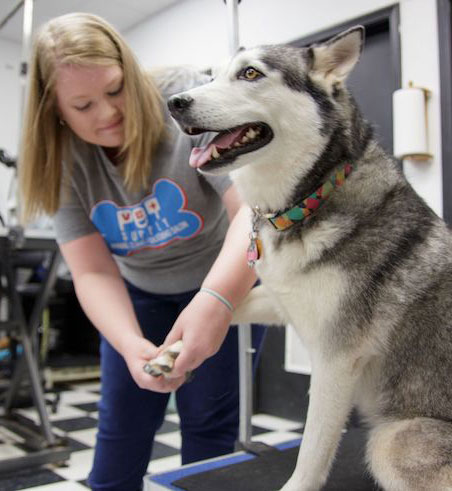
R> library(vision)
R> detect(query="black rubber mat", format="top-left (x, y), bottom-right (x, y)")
top-left (173, 428), bottom-right (381, 491)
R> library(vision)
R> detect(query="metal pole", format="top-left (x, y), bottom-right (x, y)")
top-left (238, 323), bottom-right (254, 447)
top-left (223, 0), bottom-right (254, 448)
top-left (225, 0), bottom-right (240, 55)
top-left (6, 0), bottom-right (34, 225)
top-left (19, 0), bottom-right (34, 150)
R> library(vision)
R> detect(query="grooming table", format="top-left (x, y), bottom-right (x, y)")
top-left (144, 428), bottom-right (380, 491)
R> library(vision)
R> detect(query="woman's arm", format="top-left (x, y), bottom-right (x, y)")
top-left (163, 184), bottom-right (257, 376)
top-left (202, 185), bottom-right (257, 309)
top-left (59, 232), bottom-right (185, 392)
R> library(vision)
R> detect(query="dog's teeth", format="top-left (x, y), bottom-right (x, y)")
top-left (211, 145), bottom-right (220, 158)
top-left (233, 142), bottom-right (241, 147)
top-left (246, 128), bottom-right (257, 139)
top-left (241, 136), bottom-right (249, 143)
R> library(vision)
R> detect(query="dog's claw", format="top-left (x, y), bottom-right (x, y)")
top-left (143, 363), bottom-right (162, 376)
top-left (143, 340), bottom-right (183, 378)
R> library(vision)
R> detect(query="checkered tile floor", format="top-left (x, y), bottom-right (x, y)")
top-left (0, 381), bottom-right (304, 490)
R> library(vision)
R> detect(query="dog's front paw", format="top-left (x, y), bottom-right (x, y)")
top-left (278, 476), bottom-right (321, 491)
top-left (143, 340), bottom-right (183, 377)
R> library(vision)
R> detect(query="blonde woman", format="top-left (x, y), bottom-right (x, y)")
top-left (20, 13), bottom-right (265, 491)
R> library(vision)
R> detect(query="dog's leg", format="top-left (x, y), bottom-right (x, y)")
top-left (280, 355), bottom-right (361, 491)
top-left (232, 284), bottom-right (285, 325)
top-left (142, 286), bottom-right (282, 378)
top-left (367, 417), bottom-right (452, 491)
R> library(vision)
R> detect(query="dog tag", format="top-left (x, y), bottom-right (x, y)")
top-left (247, 233), bottom-right (261, 267)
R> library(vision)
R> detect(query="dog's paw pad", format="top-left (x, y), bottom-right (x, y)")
top-left (143, 340), bottom-right (183, 377)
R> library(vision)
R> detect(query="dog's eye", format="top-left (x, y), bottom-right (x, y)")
top-left (239, 67), bottom-right (263, 81)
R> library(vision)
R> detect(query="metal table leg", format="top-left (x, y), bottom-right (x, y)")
top-left (2, 250), bottom-right (62, 445)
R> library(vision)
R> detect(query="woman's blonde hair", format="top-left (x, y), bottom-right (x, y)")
top-left (19, 12), bottom-right (164, 222)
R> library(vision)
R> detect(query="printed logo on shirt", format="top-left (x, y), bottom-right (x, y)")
top-left (90, 178), bottom-right (203, 255)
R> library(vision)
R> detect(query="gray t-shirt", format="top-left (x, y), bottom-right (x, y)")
top-left (53, 66), bottom-right (232, 294)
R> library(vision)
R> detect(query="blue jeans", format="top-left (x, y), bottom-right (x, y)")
top-left (88, 281), bottom-right (266, 491)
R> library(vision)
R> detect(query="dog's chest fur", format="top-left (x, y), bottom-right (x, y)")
top-left (254, 218), bottom-right (349, 349)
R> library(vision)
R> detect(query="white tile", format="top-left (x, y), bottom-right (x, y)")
top-left (67, 427), bottom-right (97, 448)
top-left (0, 426), bottom-right (25, 444)
top-left (147, 454), bottom-right (181, 474)
top-left (49, 405), bottom-right (89, 421)
top-left (24, 481), bottom-right (90, 490)
top-left (15, 399), bottom-right (98, 426)
top-left (70, 382), bottom-right (101, 392)
top-left (251, 413), bottom-right (303, 432)
top-left (51, 448), bottom-right (95, 481)
top-left (51, 427), bottom-right (67, 438)
top-left (58, 391), bottom-right (100, 406)
top-left (0, 443), bottom-right (27, 459)
top-left (14, 408), bottom-right (40, 425)
top-left (154, 431), bottom-right (181, 449)
top-left (252, 431), bottom-right (302, 447)
top-left (20, 405), bottom-right (88, 422)
top-left (164, 413), bottom-right (180, 425)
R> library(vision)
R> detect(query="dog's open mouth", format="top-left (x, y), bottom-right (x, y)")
top-left (186, 122), bottom-right (273, 169)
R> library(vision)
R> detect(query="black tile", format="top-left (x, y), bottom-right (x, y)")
top-left (285, 426), bottom-right (303, 434)
top-left (151, 441), bottom-right (180, 460)
top-left (71, 402), bottom-right (99, 413)
top-left (65, 435), bottom-right (92, 452)
top-left (47, 382), bottom-right (74, 393)
top-left (14, 434), bottom-right (76, 454)
top-left (52, 416), bottom-right (98, 433)
top-left (157, 420), bottom-right (179, 434)
top-left (251, 425), bottom-right (272, 436)
top-left (0, 466), bottom-right (64, 490)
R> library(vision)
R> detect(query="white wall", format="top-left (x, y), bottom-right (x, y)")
top-left (126, 0), bottom-right (442, 217)
top-left (0, 0), bottom-right (443, 222)
top-left (0, 0), bottom-right (442, 222)
top-left (0, 38), bottom-right (21, 223)
top-left (126, 0), bottom-right (396, 66)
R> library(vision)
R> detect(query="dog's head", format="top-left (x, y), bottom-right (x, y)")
top-left (168, 26), bottom-right (364, 176)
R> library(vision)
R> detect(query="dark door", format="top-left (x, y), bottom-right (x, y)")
top-left (438, 0), bottom-right (452, 224)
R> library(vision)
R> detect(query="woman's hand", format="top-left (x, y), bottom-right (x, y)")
top-left (162, 290), bottom-right (233, 377)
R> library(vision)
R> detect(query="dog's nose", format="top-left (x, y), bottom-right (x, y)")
top-left (168, 93), bottom-right (194, 114)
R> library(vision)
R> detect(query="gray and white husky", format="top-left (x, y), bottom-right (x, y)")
top-left (164, 26), bottom-right (452, 491)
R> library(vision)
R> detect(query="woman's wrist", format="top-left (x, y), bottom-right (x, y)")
top-left (115, 329), bottom-right (145, 356)
top-left (199, 287), bottom-right (234, 312)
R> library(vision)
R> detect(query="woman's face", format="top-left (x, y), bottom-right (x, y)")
top-left (55, 63), bottom-right (125, 148)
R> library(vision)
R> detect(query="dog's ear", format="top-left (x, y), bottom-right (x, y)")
top-left (308, 26), bottom-right (364, 86)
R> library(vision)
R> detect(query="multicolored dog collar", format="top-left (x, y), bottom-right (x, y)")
top-left (267, 163), bottom-right (354, 230)
top-left (247, 163), bottom-right (354, 267)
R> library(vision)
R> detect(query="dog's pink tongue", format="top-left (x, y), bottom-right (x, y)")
top-left (189, 127), bottom-right (245, 168)
top-left (189, 146), bottom-right (213, 168)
